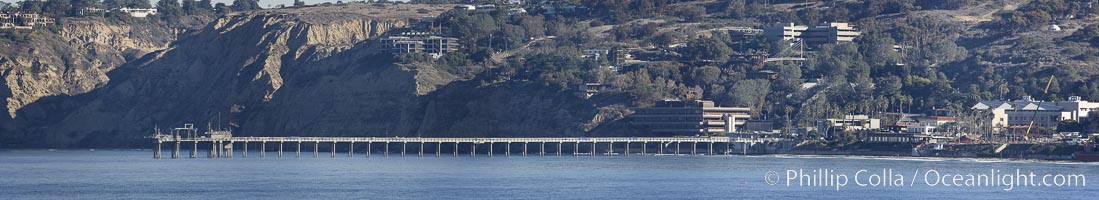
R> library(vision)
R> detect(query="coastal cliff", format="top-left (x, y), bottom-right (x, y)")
top-left (0, 4), bottom-right (598, 148)
top-left (0, 17), bottom-right (201, 119)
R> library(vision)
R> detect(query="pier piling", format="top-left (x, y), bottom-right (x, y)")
top-left (209, 141), bottom-right (215, 158)
top-left (692, 142), bottom-right (697, 156)
top-left (625, 142), bottom-right (630, 157)
top-left (709, 142), bottom-right (714, 155)
top-left (608, 142), bottom-right (613, 156)
top-left (558, 142), bottom-right (562, 156)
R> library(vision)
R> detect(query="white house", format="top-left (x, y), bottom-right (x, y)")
top-left (118, 8), bottom-right (158, 18)
top-left (454, 5), bottom-right (476, 11)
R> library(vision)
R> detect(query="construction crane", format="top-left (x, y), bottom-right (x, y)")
top-left (1022, 75), bottom-right (1056, 142)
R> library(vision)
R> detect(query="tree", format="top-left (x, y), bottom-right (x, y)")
top-left (293, 0), bottom-right (304, 7)
top-left (691, 66), bottom-right (721, 86)
top-left (816, 43), bottom-right (859, 85)
top-left (19, 1), bottom-right (44, 13)
top-left (723, 0), bottom-right (762, 19)
top-left (678, 5), bottom-right (705, 22)
top-left (1087, 112), bottom-right (1099, 131)
top-left (687, 36), bottom-right (733, 62)
top-left (181, 0), bottom-right (196, 15)
top-left (0, 2), bottom-right (11, 12)
top-left (180, 0), bottom-right (212, 15)
top-left (197, 0), bottom-right (213, 14)
top-left (876, 76), bottom-right (903, 96)
top-left (1066, 25), bottom-right (1099, 47)
top-left (860, 34), bottom-right (899, 67)
top-left (42, 0), bottom-right (72, 17)
top-left (231, 0), bottom-right (261, 12)
top-left (772, 62), bottom-right (803, 91)
top-left (157, 0), bottom-right (183, 19)
top-left (730, 79), bottom-right (771, 116)
top-left (519, 15), bottom-right (545, 38)
top-left (214, 3), bottom-right (230, 15)
top-left (103, 0), bottom-right (121, 8)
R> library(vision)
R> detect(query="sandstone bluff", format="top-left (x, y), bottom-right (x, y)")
top-left (0, 4), bottom-right (604, 148)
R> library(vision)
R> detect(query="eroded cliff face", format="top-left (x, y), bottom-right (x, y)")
top-left (0, 18), bottom-right (192, 119)
top-left (2, 4), bottom-right (599, 148)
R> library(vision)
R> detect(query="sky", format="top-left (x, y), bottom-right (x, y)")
top-left (0, 0), bottom-right (411, 8)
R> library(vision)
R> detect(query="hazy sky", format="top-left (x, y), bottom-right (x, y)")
top-left (0, 0), bottom-right (411, 8)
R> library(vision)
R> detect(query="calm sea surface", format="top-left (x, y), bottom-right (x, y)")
top-left (1, 150), bottom-right (1097, 199)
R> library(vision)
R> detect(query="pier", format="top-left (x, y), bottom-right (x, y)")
top-left (149, 125), bottom-right (771, 159)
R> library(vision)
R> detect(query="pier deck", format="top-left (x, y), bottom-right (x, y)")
top-left (150, 135), bottom-right (773, 159)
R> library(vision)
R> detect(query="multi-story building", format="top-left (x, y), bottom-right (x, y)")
top-left (817, 115), bottom-right (881, 133)
top-left (0, 13), bottom-right (55, 29)
top-left (905, 116), bottom-right (957, 134)
top-left (801, 22), bottom-right (860, 44)
top-left (972, 96), bottom-right (1099, 132)
top-left (630, 100), bottom-right (751, 136)
top-left (1059, 96), bottom-right (1099, 122)
top-left (763, 22), bottom-right (807, 41)
top-left (763, 22), bottom-right (860, 45)
top-left (381, 32), bottom-right (460, 56)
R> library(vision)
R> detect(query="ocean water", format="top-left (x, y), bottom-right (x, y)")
top-left (1, 150), bottom-right (1097, 199)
